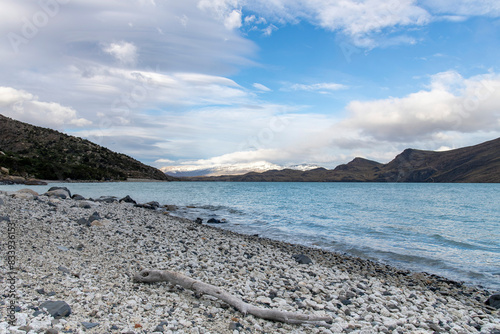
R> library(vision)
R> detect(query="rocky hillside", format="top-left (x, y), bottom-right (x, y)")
top-left (182, 137), bottom-right (500, 182)
top-left (375, 137), bottom-right (500, 182)
top-left (0, 114), bottom-right (173, 181)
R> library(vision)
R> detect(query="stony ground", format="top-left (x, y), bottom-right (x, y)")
top-left (0, 189), bottom-right (499, 334)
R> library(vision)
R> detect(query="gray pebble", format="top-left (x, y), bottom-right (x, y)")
top-left (81, 322), bottom-right (100, 329)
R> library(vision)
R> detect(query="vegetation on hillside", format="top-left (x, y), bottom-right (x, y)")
top-left (0, 114), bottom-right (171, 181)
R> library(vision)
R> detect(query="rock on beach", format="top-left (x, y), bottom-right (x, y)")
top-left (44, 187), bottom-right (72, 199)
top-left (39, 301), bottom-right (71, 319)
top-left (0, 189), bottom-right (499, 334)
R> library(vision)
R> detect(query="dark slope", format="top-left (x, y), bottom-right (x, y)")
top-left (0, 114), bottom-right (173, 181)
top-left (377, 137), bottom-right (500, 182)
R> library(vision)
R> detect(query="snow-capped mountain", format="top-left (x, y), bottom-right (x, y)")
top-left (161, 161), bottom-right (321, 177)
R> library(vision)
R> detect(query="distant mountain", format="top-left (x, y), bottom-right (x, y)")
top-left (0, 114), bottom-right (172, 181)
top-left (180, 138), bottom-right (500, 182)
top-left (162, 161), bottom-right (320, 177)
top-left (376, 138), bottom-right (500, 182)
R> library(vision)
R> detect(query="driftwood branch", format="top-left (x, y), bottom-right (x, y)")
top-left (133, 269), bottom-right (332, 326)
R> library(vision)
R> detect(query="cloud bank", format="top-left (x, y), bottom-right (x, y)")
top-left (345, 71), bottom-right (500, 141)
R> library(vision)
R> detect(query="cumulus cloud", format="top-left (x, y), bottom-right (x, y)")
top-left (0, 86), bottom-right (92, 129)
top-left (343, 71), bottom-right (500, 141)
top-left (103, 41), bottom-right (138, 65)
top-left (224, 9), bottom-right (242, 29)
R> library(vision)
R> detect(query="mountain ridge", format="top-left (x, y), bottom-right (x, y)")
top-left (180, 137), bottom-right (500, 182)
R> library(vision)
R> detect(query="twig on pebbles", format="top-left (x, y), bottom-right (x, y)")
top-left (133, 269), bottom-right (333, 326)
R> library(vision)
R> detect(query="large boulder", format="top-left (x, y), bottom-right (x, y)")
top-left (486, 294), bottom-right (500, 309)
top-left (72, 194), bottom-right (86, 200)
top-left (45, 187), bottom-right (71, 199)
top-left (119, 195), bottom-right (137, 204)
top-left (17, 189), bottom-right (39, 196)
top-left (39, 301), bottom-right (71, 319)
top-left (25, 179), bottom-right (48, 185)
top-left (3, 176), bottom-right (26, 184)
top-left (78, 200), bottom-right (99, 209)
top-left (12, 191), bottom-right (36, 200)
top-left (135, 201), bottom-right (160, 210)
top-left (95, 196), bottom-right (118, 203)
top-left (207, 218), bottom-right (225, 224)
top-left (293, 254), bottom-right (313, 265)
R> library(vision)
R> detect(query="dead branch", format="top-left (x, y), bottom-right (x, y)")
top-left (133, 269), bottom-right (332, 326)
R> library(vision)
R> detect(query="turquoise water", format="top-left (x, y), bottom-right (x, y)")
top-left (2, 182), bottom-right (499, 290)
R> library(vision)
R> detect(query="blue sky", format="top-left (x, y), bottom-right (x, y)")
top-left (1, 0), bottom-right (500, 173)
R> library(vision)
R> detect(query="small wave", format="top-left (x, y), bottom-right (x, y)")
top-left (196, 204), bottom-right (246, 216)
top-left (430, 234), bottom-right (491, 251)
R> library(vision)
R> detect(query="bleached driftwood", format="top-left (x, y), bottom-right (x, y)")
top-left (133, 269), bottom-right (332, 326)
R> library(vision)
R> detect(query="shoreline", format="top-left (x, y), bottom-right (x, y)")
top-left (1, 188), bottom-right (499, 333)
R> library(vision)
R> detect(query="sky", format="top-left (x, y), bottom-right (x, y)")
top-left (1, 0), bottom-right (500, 172)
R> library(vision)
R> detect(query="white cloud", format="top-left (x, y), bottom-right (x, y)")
top-left (224, 9), bottom-right (242, 29)
top-left (262, 24), bottom-right (278, 36)
top-left (64, 65), bottom-right (251, 112)
top-left (311, 0), bottom-right (431, 36)
top-left (343, 71), bottom-right (500, 141)
top-left (253, 83), bottom-right (272, 92)
top-left (0, 86), bottom-right (92, 129)
top-left (244, 15), bottom-right (256, 24)
top-left (185, 149), bottom-right (289, 166)
top-left (103, 41), bottom-right (138, 65)
top-left (155, 158), bottom-right (175, 164)
top-left (197, 0), bottom-right (431, 46)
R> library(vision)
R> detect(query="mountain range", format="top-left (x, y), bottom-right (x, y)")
top-left (162, 161), bottom-right (320, 177)
top-left (0, 114), bottom-right (171, 181)
top-left (1, 113), bottom-right (499, 183)
top-left (180, 137), bottom-right (500, 183)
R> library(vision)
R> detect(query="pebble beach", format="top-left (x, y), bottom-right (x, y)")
top-left (1, 188), bottom-right (499, 334)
